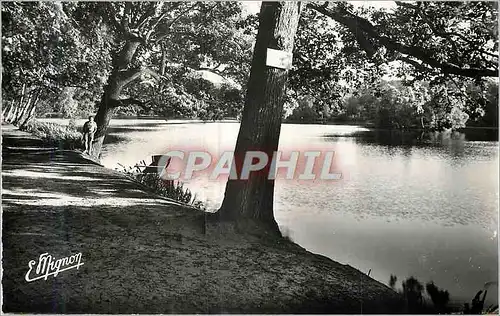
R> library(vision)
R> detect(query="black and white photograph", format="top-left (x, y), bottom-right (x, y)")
top-left (1, 1), bottom-right (499, 314)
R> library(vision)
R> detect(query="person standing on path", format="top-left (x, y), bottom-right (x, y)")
top-left (82, 116), bottom-right (97, 155)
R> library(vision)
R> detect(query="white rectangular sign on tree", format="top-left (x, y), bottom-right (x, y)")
top-left (266, 48), bottom-right (293, 70)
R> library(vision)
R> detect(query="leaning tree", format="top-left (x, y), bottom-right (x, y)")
top-left (67, 2), bottom-right (252, 158)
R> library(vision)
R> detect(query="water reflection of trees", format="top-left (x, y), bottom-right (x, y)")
top-left (324, 129), bottom-right (497, 150)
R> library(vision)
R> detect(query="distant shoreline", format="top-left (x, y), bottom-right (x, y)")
top-left (40, 116), bottom-right (499, 132)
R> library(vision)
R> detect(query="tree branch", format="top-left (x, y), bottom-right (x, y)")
top-left (154, 2), bottom-right (204, 44)
top-left (116, 97), bottom-right (151, 110)
top-left (395, 2), bottom-right (498, 61)
top-left (198, 66), bottom-right (225, 76)
top-left (395, 2), bottom-right (461, 55)
top-left (103, 3), bottom-right (146, 43)
top-left (135, 3), bottom-right (157, 30)
top-left (104, 3), bottom-right (126, 36)
top-left (122, 2), bottom-right (133, 33)
top-left (398, 55), bottom-right (438, 75)
top-left (62, 85), bottom-right (96, 94)
top-left (307, 3), bottom-right (499, 78)
top-left (116, 66), bottom-right (163, 91)
top-left (146, 3), bottom-right (184, 41)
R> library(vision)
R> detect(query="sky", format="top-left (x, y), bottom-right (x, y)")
top-left (242, 1), bottom-right (396, 15)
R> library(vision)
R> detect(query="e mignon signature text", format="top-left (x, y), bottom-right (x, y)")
top-left (25, 252), bottom-right (84, 282)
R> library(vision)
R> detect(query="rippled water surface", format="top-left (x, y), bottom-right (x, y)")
top-left (52, 119), bottom-right (499, 304)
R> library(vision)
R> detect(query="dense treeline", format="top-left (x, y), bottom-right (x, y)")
top-left (2, 2), bottom-right (252, 125)
top-left (286, 79), bottom-right (498, 130)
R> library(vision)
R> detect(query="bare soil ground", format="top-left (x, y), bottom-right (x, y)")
top-left (2, 124), bottom-right (403, 313)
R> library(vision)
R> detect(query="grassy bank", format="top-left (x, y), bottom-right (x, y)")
top-left (19, 119), bottom-right (83, 150)
top-left (117, 162), bottom-right (207, 210)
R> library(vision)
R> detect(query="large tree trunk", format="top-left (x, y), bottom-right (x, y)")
top-left (8, 83), bottom-right (26, 124)
top-left (19, 91), bottom-right (40, 127)
top-left (9, 106), bottom-right (19, 124)
top-left (2, 102), bottom-right (10, 118)
top-left (14, 91), bottom-right (33, 126)
top-left (6, 101), bottom-right (16, 122)
top-left (20, 104), bottom-right (37, 127)
top-left (3, 101), bottom-right (13, 120)
top-left (91, 40), bottom-right (142, 159)
top-left (92, 95), bottom-right (118, 158)
top-left (215, 2), bottom-right (302, 230)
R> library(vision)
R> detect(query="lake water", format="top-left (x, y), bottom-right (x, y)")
top-left (51, 118), bottom-right (499, 305)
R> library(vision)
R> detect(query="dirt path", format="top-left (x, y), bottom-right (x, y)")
top-left (2, 124), bottom-right (403, 313)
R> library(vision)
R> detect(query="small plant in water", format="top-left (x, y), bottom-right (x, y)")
top-left (425, 281), bottom-right (449, 314)
top-left (389, 274), bottom-right (398, 290)
top-left (388, 274), bottom-right (498, 314)
top-left (116, 160), bottom-right (207, 210)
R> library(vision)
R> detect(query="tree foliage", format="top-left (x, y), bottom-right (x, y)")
top-left (308, 1), bottom-right (498, 80)
top-left (2, 1), bottom-right (497, 133)
top-left (2, 2), bottom-right (110, 121)
top-left (2, 1), bottom-right (252, 123)
top-left (284, 1), bottom-right (498, 130)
